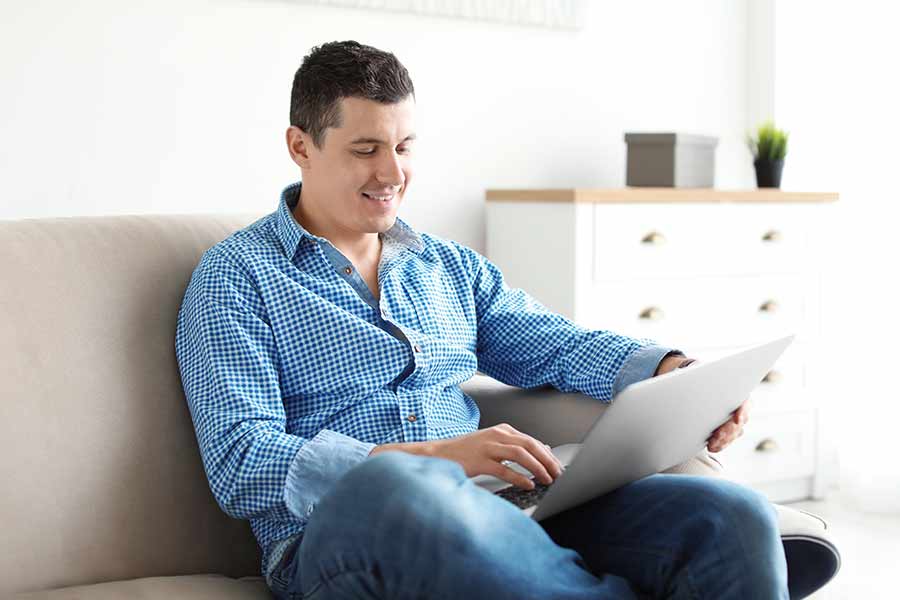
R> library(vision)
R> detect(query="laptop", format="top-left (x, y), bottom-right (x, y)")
top-left (472, 334), bottom-right (795, 521)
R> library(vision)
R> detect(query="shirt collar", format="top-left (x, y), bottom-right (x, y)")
top-left (275, 181), bottom-right (424, 259)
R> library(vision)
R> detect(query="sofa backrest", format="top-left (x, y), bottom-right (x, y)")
top-left (0, 213), bottom-right (264, 595)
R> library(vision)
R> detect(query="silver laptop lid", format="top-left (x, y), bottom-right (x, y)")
top-left (531, 334), bottom-right (795, 521)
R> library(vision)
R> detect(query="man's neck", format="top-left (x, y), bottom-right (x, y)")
top-left (293, 191), bottom-right (381, 267)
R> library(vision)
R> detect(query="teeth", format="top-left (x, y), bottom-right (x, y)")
top-left (363, 193), bottom-right (393, 200)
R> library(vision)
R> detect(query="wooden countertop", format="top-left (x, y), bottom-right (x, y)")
top-left (485, 188), bottom-right (839, 203)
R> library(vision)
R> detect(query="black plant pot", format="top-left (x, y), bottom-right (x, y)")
top-left (754, 158), bottom-right (785, 188)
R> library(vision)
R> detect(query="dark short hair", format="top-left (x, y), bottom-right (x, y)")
top-left (290, 40), bottom-right (416, 150)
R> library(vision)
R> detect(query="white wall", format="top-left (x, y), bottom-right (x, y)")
top-left (1, 0), bottom-right (753, 251)
top-left (775, 1), bottom-right (900, 510)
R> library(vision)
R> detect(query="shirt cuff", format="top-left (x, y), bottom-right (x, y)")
top-left (612, 345), bottom-right (684, 397)
top-left (284, 429), bottom-right (376, 521)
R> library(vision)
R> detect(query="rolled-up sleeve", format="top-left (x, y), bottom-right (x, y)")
top-left (456, 243), bottom-right (681, 402)
top-left (284, 429), bottom-right (374, 518)
top-left (612, 346), bottom-right (685, 396)
top-left (175, 250), bottom-right (373, 524)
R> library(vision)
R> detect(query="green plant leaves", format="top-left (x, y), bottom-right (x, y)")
top-left (747, 120), bottom-right (789, 160)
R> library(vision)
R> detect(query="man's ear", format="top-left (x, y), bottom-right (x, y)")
top-left (286, 126), bottom-right (314, 169)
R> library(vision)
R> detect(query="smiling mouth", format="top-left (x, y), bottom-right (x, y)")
top-left (361, 192), bottom-right (396, 202)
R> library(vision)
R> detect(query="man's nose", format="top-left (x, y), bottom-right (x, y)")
top-left (375, 151), bottom-right (405, 186)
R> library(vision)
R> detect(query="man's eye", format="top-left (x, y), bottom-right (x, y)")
top-left (354, 146), bottom-right (411, 157)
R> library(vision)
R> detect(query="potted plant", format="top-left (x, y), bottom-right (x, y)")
top-left (747, 120), bottom-right (789, 188)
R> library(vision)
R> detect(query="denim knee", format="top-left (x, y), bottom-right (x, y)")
top-left (341, 450), bottom-right (467, 500)
top-left (299, 451), bottom-right (498, 579)
top-left (706, 480), bottom-right (777, 535)
top-left (298, 452), bottom-right (621, 600)
top-left (312, 451), bottom-right (473, 533)
top-left (361, 449), bottom-right (464, 479)
top-left (687, 478), bottom-right (782, 561)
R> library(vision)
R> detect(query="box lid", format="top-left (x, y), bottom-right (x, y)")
top-left (624, 132), bottom-right (719, 147)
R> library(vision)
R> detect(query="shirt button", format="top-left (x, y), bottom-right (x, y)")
top-left (344, 266), bottom-right (353, 275)
top-left (306, 504), bottom-right (315, 516)
top-left (407, 414), bottom-right (417, 422)
top-left (413, 344), bottom-right (421, 353)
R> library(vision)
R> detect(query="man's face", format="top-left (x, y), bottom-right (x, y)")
top-left (289, 95), bottom-right (416, 236)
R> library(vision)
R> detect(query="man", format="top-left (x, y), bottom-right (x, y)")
top-left (175, 40), bottom-right (786, 599)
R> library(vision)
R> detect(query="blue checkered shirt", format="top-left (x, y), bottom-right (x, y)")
top-left (174, 181), bottom-right (680, 577)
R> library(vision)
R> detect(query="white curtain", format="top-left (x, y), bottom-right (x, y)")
top-left (776, 1), bottom-right (900, 513)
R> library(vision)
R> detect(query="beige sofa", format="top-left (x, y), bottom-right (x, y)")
top-left (0, 214), bottom-right (839, 599)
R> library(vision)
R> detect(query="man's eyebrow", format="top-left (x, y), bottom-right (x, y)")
top-left (349, 134), bottom-right (417, 144)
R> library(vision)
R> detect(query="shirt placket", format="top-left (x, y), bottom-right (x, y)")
top-left (378, 251), bottom-right (429, 441)
top-left (317, 236), bottom-right (428, 441)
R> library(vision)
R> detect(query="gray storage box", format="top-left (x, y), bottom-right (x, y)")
top-left (625, 133), bottom-right (718, 187)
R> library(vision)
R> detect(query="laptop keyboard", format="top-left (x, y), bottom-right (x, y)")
top-left (494, 480), bottom-right (553, 509)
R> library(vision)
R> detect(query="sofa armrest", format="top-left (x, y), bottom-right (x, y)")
top-left (461, 374), bottom-right (608, 447)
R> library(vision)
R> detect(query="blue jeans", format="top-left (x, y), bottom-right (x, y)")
top-left (266, 452), bottom-right (788, 599)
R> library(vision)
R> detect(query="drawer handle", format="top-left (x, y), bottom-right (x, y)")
top-left (758, 299), bottom-right (779, 314)
top-left (641, 231), bottom-right (667, 245)
top-left (762, 230), bottom-right (783, 243)
top-left (638, 306), bottom-right (665, 321)
top-left (755, 438), bottom-right (779, 453)
top-left (761, 370), bottom-right (783, 384)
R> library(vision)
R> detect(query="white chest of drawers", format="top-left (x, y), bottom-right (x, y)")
top-left (485, 188), bottom-right (839, 502)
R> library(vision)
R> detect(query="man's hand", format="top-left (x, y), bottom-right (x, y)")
top-left (369, 423), bottom-right (564, 490)
top-left (654, 354), bottom-right (750, 453)
top-left (707, 398), bottom-right (750, 453)
top-left (654, 353), bottom-right (691, 376)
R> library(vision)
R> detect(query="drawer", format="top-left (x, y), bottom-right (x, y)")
top-left (714, 409), bottom-right (816, 484)
top-left (593, 204), bottom-right (728, 280)
top-left (725, 204), bottom-right (811, 275)
top-left (578, 275), bottom-right (805, 348)
top-left (592, 204), bottom-right (810, 281)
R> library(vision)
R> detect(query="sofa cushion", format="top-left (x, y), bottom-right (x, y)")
top-left (0, 215), bottom-right (263, 596)
top-left (11, 575), bottom-right (271, 600)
